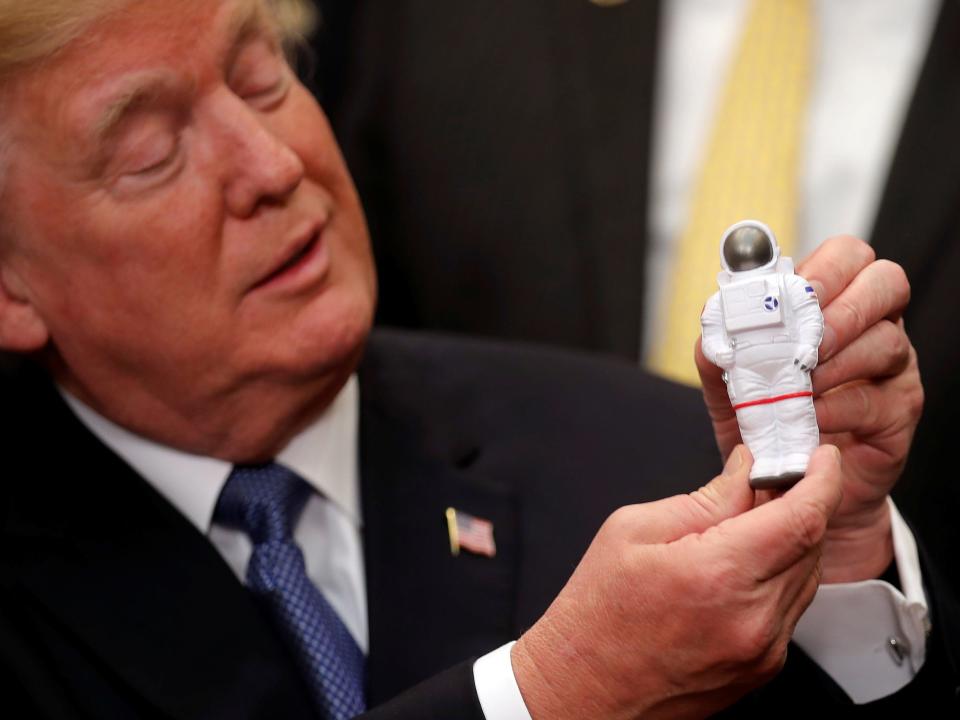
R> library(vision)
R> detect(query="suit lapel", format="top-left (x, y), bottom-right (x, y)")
top-left (4, 366), bottom-right (317, 720)
top-left (871, 0), bottom-right (960, 281)
top-left (358, 348), bottom-right (519, 707)
top-left (545, 0), bottom-right (662, 356)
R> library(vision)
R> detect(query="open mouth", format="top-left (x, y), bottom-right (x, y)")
top-left (252, 227), bottom-right (326, 292)
top-left (274, 232), bottom-right (319, 276)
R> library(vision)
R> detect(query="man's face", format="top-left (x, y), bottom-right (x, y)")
top-left (0, 0), bottom-right (376, 457)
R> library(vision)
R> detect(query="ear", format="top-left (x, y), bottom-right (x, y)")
top-left (0, 265), bottom-right (49, 352)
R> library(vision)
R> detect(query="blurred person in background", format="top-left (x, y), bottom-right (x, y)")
top-left (0, 1), bottom-right (957, 718)
top-left (313, 0), bottom-right (960, 598)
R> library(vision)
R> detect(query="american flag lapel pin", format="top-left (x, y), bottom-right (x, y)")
top-left (445, 507), bottom-right (497, 558)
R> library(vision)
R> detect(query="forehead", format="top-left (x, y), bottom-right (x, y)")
top-left (6, 0), bottom-right (270, 154)
top-left (27, 0), bottom-right (266, 80)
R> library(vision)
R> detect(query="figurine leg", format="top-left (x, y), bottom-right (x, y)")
top-left (728, 345), bottom-right (817, 489)
top-left (734, 402), bottom-right (781, 480)
top-left (769, 358), bottom-right (819, 477)
top-left (727, 362), bottom-right (783, 482)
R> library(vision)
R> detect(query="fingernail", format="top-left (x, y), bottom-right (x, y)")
top-left (723, 447), bottom-right (743, 474)
top-left (819, 324), bottom-right (837, 359)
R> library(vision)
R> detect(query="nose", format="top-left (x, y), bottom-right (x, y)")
top-left (213, 92), bottom-right (305, 218)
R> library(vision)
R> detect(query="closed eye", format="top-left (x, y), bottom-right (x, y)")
top-left (229, 36), bottom-right (291, 111)
top-left (240, 72), bottom-right (290, 110)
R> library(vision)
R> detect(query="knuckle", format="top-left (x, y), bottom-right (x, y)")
top-left (875, 259), bottom-right (911, 305)
top-left (835, 297), bottom-right (867, 335)
top-left (733, 613), bottom-right (778, 665)
top-left (786, 499), bottom-right (827, 551)
top-left (889, 321), bottom-right (910, 353)
top-left (757, 639), bottom-right (790, 680)
top-left (907, 377), bottom-right (926, 423)
top-left (850, 381), bottom-right (876, 427)
top-left (689, 483), bottom-right (724, 518)
top-left (856, 237), bottom-right (878, 264)
top-left (826, 234), bottom-right (875, 264)
top-left (601, 506), bottom-right (637, 540)
top-left (882, 321), bottom-right (911, 368)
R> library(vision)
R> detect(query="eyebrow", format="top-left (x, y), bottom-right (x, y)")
top-left (91, 72), bottom-right (176, 144)
top-left (89, 0), bottom-right (272, 145)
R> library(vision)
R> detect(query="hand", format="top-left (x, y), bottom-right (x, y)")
top-left (512, 446), bottom-right (843, 720)
top-left (793, 344), bottom-right (818, 372)
top-left (696, 236), bottom-right (922, 583)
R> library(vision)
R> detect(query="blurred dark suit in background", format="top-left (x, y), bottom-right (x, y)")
top-left (307, 0), bottom-right (960, 591)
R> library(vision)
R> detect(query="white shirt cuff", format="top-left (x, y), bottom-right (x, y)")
top-left (473, 641), bottom-right (533, 720)
top-left (793, 497), bottom-right (931, 704)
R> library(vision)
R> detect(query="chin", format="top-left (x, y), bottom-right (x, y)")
top-left (281, 285), bottom-right (374, 380)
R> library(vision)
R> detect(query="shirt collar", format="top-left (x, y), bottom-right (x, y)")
top-left (59, 375), bottom-right (361, 533)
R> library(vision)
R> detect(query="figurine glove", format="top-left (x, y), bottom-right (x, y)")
top-left (794, 344), bottom-right (819, 371)
top-left (715, 348), bottom-right (736, 370)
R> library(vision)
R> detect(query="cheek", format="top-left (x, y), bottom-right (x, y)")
top-left (22, 180), bottom-right (226, 344)
top-left (281, 89), bottom-right (356, 197)
top-left (280, 92), bottom-right (376, 292)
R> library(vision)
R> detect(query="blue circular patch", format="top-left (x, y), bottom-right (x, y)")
top-left (763, 296), bottom-right (779, 312)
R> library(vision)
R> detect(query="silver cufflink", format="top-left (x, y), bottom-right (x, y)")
top-left (886, 635), bottom-right (910, 666)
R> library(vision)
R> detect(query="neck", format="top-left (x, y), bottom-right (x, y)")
top-left (49, 346), bottom-right (361, 463)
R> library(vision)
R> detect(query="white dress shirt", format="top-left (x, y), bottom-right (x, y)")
top-left (63, 369), bottom-right (929, 718)
top-left (644, 0), bottom-right (940, 356)
top-left (62, 377), bottom-right (513, 715)
top-left (476, 1), bottom-right (937, 716)
top-left (62, 378), bottom-right (369, 652)
top-left (57, 3), bottom-right (939, 716)
top-left (472, 502), bottom-right (930, 720)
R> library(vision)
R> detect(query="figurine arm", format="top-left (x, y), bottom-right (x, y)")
top-left (700, 292), bottom-right (733, 369)
top-left (788, 276), bottom-right (824, 370)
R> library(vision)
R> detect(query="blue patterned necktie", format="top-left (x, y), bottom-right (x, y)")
top-left (213, 463), bottom-right (366, 720)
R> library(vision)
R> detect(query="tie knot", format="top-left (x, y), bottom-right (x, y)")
top-left (214, 462), bottom-right (311, 544)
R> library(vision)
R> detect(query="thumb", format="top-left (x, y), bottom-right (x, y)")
top-left (629, 446), bottom-right (756, 544)
top-left (708, 445), bottom-right (844, 581)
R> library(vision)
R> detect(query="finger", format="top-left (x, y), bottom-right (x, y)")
top-left (815, 357), bottom-right (923, 436)
top-left (812, 319), bottom-right (911, 393)
top-left (762, 545), bottom-right (822, 644)
top-left (818, 259), bottom-right (910, 362)
top-left (797, 236), bottom-right (875, 308)
top-left (748, 548), bottom-right (822, 681)
top-left (780, 556), bottom-right (824, 639)
top-left (705, 446), bottom-right (843, 581)
top-left (624, 446), bottom-right (756, 544)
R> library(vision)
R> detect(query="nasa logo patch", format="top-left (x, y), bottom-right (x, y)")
top-left (763, 296), bottom-right (779, 312)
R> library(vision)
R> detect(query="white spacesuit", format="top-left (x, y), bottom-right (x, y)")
top-left (700, 220), bottom-right (824, 488)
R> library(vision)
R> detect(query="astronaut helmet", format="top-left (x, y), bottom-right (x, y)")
top-left (719, 220), bottom-right (780, 274)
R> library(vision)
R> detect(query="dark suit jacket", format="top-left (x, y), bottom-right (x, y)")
top-left (313, 0), bottom-right (960, 593)
top-left (2, 331), bottom-right (959, 718)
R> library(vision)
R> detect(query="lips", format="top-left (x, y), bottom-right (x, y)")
top-left (270, 232), bottom-right (319, 278)
top-left (250, 219), bottom-right (328, 292)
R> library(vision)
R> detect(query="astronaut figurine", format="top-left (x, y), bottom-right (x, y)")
top-left (700, 220), bottom-right (824, 489)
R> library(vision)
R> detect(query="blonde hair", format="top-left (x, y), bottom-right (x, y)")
top-left (0, 1), bottom-right (121, 79)
top-left (0, 0), bottom-right (316, 78)
top-left (0, 0), bottom-right (316, 202)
